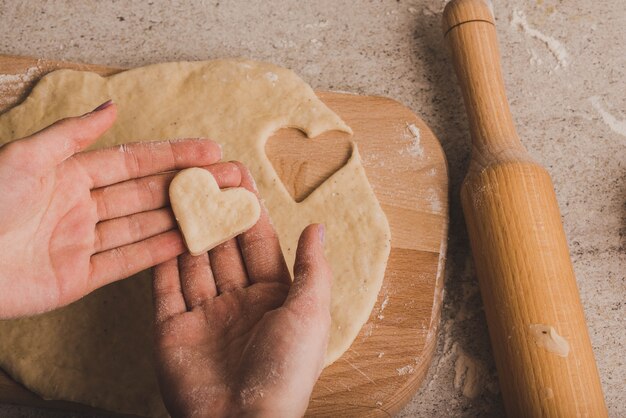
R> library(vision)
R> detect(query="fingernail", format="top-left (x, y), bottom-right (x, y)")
top-left (318, 224), bottom-right (325, 243)
top-left (80, 100), bottom-right (114, 118)
top-left (93, 100), bottom-right (113, 112)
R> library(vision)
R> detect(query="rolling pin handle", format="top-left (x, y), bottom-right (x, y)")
top-left (443, 0), bottom-right (527, 171)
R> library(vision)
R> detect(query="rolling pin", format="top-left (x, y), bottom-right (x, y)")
top-left (442, 0), bottom-right (608, 416)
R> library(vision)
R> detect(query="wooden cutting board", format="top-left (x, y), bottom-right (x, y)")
top-left (0, 55), bottom-right (448, 417)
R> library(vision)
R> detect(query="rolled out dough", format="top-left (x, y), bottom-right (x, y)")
top-left (0, 59), bottom-right (391, 417)
top-left (169, 168), bottom-right (261, 256)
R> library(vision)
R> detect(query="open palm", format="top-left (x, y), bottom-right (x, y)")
top-left (0, 101), bottom-right (240, 318)
top-left (153, 166), bottom-right (332, 418)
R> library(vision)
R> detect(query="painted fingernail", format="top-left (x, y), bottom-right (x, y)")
top-left (93, 99), bottom-right (113, 112)
top-left (318, 224), bottom-right (325, 243)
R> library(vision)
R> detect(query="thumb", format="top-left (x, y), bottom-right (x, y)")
top-left (284, 224), bottom-right (332, 319)
top-left (8, 100), bottom-right (117, 170)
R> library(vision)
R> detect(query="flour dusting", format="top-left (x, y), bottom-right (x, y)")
top-left (0, 66), bottom-right (44, 106)
top-left (426, 188), bottom-right (442, 213)
top-left (528, 48), bottom-right (543, 66)
top-left (397, 364), bottom-right (415, 375)
top-left (590, 96), bottom-right (626, 140)
top-left (380, 295), bottom-right (389, 311)
top-left (377, 294), bottom-right (389, 320)
top-left (303, 20), bottom-right (330, 29)
top-left (511, 10), bottom-right (569, 69)
top-left (0, 67), bottom-right (39, 84)
top-left (402, 123), bottom-right (423, 157)
top-left (454, 346), bottom-right (489, 399)
top-left (264, 71), bottom-right (278, 85)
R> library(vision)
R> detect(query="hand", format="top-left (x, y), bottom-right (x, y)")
top-left (152, 165), bottom-right (332, 418)
top-left (0, 100), bottom-right (241, 318)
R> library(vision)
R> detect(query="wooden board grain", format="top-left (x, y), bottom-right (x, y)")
top-left (0, 55), bottom-right (448, 418)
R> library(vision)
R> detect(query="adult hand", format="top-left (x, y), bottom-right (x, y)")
top-left (152, 165), bottom-right (332, 418)
top-left (0, 101), bottom-right (241, 318)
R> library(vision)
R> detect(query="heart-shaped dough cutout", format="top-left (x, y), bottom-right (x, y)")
top-left (169, 167), bottom-right (261, 256)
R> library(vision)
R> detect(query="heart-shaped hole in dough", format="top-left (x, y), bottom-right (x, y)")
top-left (169, 168), bottom-right (261, 256)
top-left (265, 128), bottom-right (352, 202)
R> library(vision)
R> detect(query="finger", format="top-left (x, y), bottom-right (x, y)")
top-left (234, 162), bottom-right (290, 285)
top-left (92, 161), bottom-right (241, 221)
top-left (90, 230), bottom-right (185, 291)
top-left (284, 224), bottom-right (332, 316)
top-left (208, 238), bottom-right (249, 294)
top-left (94, 208), bottom-right (175, 253)
top-left (152, 258), bottom-right (187, 324)
top-left (75, 138), bottom-right (222, 189)
top-left (9, 100), bottom-right (116, 170)
top-left (179, 252), bottom-right (217, 308)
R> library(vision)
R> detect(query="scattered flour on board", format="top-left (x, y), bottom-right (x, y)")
top-left (396, 365), bottom-right (415, 376)
top-left (589, 96), bottom-right (626, 141)
top-left (264, 72), bottom-right (278, 85)
top-left (427, 188), bottom-right (442, 213)
top-left (396, 354), bottom-right (426, 376)
top-left (399, 123), bottom-right (423, 157)
top-left (0, 66), bottom-right (43, 106)
top-left (377, 294), bottom-right (389, 320)
top-left (511, 10), bottom-right (569, 69)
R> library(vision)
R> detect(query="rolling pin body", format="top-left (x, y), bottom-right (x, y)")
top-left (442, 0), bottom-right (607, 416)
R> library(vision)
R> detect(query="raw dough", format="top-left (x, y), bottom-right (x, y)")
top-left (529, 324), bottom-right (570, 357)
top-left (0, 59), bottom-right (391, 417)
top-left (169, 168), bottom-right (261, 256)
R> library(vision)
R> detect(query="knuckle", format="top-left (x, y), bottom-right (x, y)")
top-left (92, 190), bottom-right (109, 219)
top-left (139, 177), bottom-right (162, 207)
top-left (127, 214), bottom-right (145, 240)
top-left (122, 144), bottom-right (143, 177)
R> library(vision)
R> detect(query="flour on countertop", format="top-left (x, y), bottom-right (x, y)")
top-left (454, 345), bottom-right (489, 399)
top-left (511, 10), bottom-right (569, 69)
top-left (589, 96), bottom-right (626, 140)
top-left (303, 20), bottom-right (329, 29)
top-left (528, 48), bottom-right (543, 66)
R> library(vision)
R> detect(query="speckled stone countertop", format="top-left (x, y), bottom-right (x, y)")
top-left (0, 0), bottom-right (624, 417)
